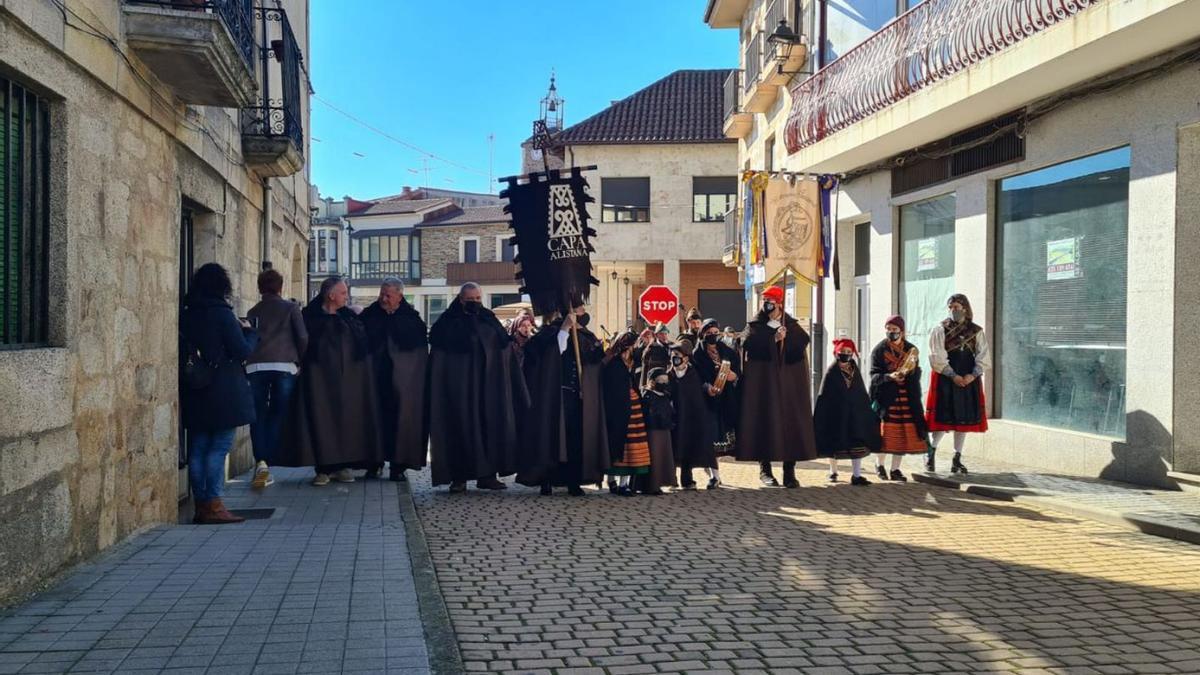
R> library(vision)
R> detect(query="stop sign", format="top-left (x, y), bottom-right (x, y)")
top-left (639, 285), bottom-right (679, 326)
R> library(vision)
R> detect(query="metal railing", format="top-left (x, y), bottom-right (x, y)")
top-left (723, 208), bottom-right (741, 262)
top-left (763, 0), bottom-right (788, 62)
top-left (723, 70), bottom-right (740, 119)
top-left (744, 32), bottom-right (763, 91)
top-left (124, 0), bottom-right (255, 70)
top-left (240, 5), bottom-right (304, 158)
top-left (784, 0), bottom-right (1099, 152)
top-left (351, 261), bottom-right (419, 281)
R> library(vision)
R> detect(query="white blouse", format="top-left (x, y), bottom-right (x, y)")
top-left (928, 323), bottom-right (991, 378)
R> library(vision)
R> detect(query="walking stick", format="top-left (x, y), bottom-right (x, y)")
top-left (570, 320), bottom-right (584, 398)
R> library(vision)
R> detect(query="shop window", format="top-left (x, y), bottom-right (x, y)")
top-left (996, 147), bottom-right (1130, 438)
top-left (898, 194), bottom-right (955, 345)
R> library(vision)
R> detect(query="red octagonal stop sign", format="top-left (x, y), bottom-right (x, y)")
top-left (639, 285), bottom-right (679, 326)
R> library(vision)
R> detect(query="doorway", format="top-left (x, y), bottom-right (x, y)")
top-left (177, 205), bottom-right (195, 503)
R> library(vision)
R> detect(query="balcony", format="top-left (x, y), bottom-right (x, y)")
top-left (122, 0), bottom-right (256, 107)
top-left (241, 6), bottom-right (305, 177)
top-left (722, 71), bottom-right (753, 139)
top-left (722, 208), bottom-right (741, 268)
top-left (760, 0), bottom-right (808, 87)
top-left (446, 262), bottom-right (518, 286)
top-left (783, 0), bottom-right (1200, 172)
top-left (351, 261), bottom-right (420, 283)
top-left (704, 0), bottom-right (751, 29)
top-left (741, 32), bottom-right (775, 114)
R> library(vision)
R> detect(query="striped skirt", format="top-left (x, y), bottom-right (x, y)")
top-left (880, 385), bottom-right (927, 455)
top-left (611, 389), bottom-right (651, 475)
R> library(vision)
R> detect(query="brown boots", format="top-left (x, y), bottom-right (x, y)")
top-left (192, 499), bottom-right (245, 525)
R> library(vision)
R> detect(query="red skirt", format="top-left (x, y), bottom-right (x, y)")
top-left (925, 372), bottom-right (988, 433)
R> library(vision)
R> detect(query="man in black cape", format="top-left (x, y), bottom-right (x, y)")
top-left (517, 299), bottom-right (608, 495)
top-left (735, 285), bottom-right (818, 487)
top-left (359, 278), bottom-right (428, 482)
top-left (428, 283), bottom-right (530, 492)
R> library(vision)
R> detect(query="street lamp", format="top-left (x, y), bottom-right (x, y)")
top-left (766, 19), bottom-right (804, 75)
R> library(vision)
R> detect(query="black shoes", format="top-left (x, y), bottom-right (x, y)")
top-left (475, 477), bottom-right (507, 490)
top-left (680, 482), bottom-right (698, 491)
top-left (389, 468), bottom-right (406, 482)
top-left (890, 469), bottom-right (907, 482)
top-left (448, 482), bottom-right (467, 494)
top-left (828, 472), bottom-right (839, 483)
top-left (952, 453), bottom-right (969, 475)
top-left (851, 475), bottom-right (871, 486)
top-left (608, 480), bottom-right (619, 494)
top-left (876, 464), bottom-right (888, 480)
top-left (783, 478), bottom-right (800, 488)
top-left (567, 485), bottom-right (585, 497)
top-left (363, 467), bottom-right (380, 480)
top-left (759, 473), bottom-right (780, 487)
top-left (616, 486), bottom-right (635, 497)
top-left (925, 451), bottom-right (936, 472)
top-left (706, 477), bottom-right (721, 490)
top-left (539, 484), bottom-right (553, 496)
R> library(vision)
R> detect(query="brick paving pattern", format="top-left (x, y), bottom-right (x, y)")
top-left (411, 459), bottom-right (1200, 674)
top-left (0, 468), bottom-right (430, 675)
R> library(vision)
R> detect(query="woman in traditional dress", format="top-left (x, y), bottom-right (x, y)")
top-left (602, 331), bottom-right (651, 496)
top-left (814, 338), bottom-right (880, 486)
top-left (669, 340), bottom-right (718, 490)
top-left (868, 315), bottom-right (928, 482)
top-left (926, 294), bottom-right (991, 474)
top-left (692, 319), bottom-right (741, 469)
top-left (641, 367), bottom-right (676, 495)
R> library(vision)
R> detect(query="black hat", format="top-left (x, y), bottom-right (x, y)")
top-left (700, 318), bottom-right (720, 334)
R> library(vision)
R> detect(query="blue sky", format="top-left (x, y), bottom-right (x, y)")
top-left (309, 1), bottom-right (737, 201)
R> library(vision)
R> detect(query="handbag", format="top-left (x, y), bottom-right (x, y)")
top-left (180, 331), bottom-right (219, 390)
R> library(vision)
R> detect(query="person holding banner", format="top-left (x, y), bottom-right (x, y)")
top-left (428, 283), bottom-right (529, 493)
top-left (736, 285), bottom-right (818, 487)
top-left (517, 299), bottom-right (609, 496)
top-left (868, 316), bottom-right (928, 482)
top-left (926, 294), bottom-right (990, 475)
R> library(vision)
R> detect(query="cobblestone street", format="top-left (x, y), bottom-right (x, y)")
top-left (412, 459), bottom-right (1200, 674)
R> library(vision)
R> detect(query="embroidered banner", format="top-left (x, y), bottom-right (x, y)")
top-left (763, 176), bottom-right (821, 286)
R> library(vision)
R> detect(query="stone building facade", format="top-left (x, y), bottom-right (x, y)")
top-left (412, 207), bottom-right (521, 324)
top-left (0, 0), bottom-right (312, 604)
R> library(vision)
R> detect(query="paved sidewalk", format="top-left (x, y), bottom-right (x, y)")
top-left (912, 458), bottom-right (1200, 545)
top-left (412, 458), bottom-right (1200, 674)
top-left (0, 467), bottom-right (431, 675)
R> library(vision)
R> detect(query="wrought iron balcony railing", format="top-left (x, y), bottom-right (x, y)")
top-left (763, 0), bottom-right (788, 62)
top-left (785, 0), bottom-right (1099, 152)
top-left (351, 261), bottom-right (420, 282)
top-left (240, 4), bottom-right (304, 171)
top-left (723, 207), bottom-right (741, 265)
top-left (723, 70), bottom-right (740, 119)
top-left (124, 0), bottom-right (255, 71)
top-left (744, 32), bottom-right (763, 91)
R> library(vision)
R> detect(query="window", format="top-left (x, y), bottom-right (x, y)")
top-left (820, 0), bottom-right (906, 67)
top-left (692, 177), bottom-right (737, 222)
top-left (1, 76), bottom-right (52, 347)
top-left (489, 293), bottom-right (522, 309)
top-left (601, 177), bottom-right (650, 223)
top-left (309, 228), bottom-right (339, 274)
top-left (764, 136), bottom-right (775, 173)
top-left (898, 193), bottom-right (955, 345)
top-left (996, 147), bottom-right (1130, 438)
top-left (854, 221), bottom-right (871, 277)
top-left (350, 232), bottom-right (418, 279)
top-left (424, 295), bottom-right (448, 324)
top-left (497, 236), bottom-right (517, 262)
top-left (461, 238), bottom-right (479, 263)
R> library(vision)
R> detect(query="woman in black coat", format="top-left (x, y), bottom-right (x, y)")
top-left (691, 319), bottom-right (741, 462)
top-left (813, 338), bottom-right (881, 485)
top-left (180, 263), bottom-right (258, 525)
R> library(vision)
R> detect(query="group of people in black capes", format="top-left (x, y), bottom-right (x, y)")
top-left (181, 263), bottom-right (993, 523)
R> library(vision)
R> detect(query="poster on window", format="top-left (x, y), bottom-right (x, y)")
top-left (1046, 237), bottom-right (1081, 280)
top-left (917, 237), bottom-right (938, 272)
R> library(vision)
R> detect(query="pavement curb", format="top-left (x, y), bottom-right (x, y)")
top-left (913, 473), bottom-right (1200, 546)
top-left (396, 480), bottom-right (464, 675)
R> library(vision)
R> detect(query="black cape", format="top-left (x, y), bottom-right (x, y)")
top-left (692, 340), bottom-right (741, 452)
top-left (277, 303), bottom-right (384, 468)
top-left (669, 366), bottom-right (717, 468)
top-left (735, 314), bottom-right (818, 462)
top-left (427, 300), bottom-right (530, 484)
top-left (813, 362), bottom-right (882, 458)
top-left (868, 339), bottom-right (929, 438)
top-left (360, 300), bottom-right (428, 471)
top-left (517, 319), bottom-right (609, 487)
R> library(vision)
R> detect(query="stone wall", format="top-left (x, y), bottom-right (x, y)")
top-left (420, 222), bottom-right (511, 280)
top-left (0, 3), bottom-right (311, 604)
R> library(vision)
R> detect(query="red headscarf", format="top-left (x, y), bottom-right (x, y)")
top-left (762, 286), bottom-right (785, 304)
top-left (832, 338), bottom-right (858, 356)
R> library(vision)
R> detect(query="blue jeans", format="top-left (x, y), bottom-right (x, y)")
top-left (188, 429), bottom-right (236, 502)
top-left (248, 371), bottom-right (296, 465)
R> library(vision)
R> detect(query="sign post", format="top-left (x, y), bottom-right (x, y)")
top-left (639, 285), bottom-right (679, 327)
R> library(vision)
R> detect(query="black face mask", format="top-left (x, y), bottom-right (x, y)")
top-left (703, 334), bottom-right (719, 346)
top-left (763, 301), bottom-right (776, 314)
top-left (653, 380), bottom-right (669, 392)
top-left (837, 353), bottom-right (853, 363)
top-left (578, 312), bottom-right (591, 327)
top-left (671, 356), bottom-right (684, 367)
top-left (887, 331), bottom-right (901, 342)
top-left (463, 300), bottom-right (481, 315)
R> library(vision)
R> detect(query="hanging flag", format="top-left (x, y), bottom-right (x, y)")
top-left (740, 175), bottom-right (755, 300)
top-left (501, 167), bottom-right (599, 316)
top-left (762, 175), bottom-right (821, 286)
top-left (818, 174), bottom-right (839, 279)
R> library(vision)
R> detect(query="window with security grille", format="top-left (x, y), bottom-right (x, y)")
top-left (1, 76), bottom-right (52, 348)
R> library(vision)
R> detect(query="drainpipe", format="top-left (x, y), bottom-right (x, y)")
top-left (262, 178), bottom-right (273, 270)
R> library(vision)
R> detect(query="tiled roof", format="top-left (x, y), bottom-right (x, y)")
top-left (554, 69), bottom-right (735, 146)
top-left (418, 205), bottom-right (510, 227)
top-left (347, 198), bottom-right (452, 216)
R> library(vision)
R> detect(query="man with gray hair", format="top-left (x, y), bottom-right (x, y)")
top-left (360, 277), bottom-right (428, 482)
top-left (428, 283), bottom-right (530, 492)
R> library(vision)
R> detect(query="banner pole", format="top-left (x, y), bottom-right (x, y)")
top-left (570, 322), bottom-right (584, 398)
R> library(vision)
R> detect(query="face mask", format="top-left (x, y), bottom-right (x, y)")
top-left (671, 356), bottom-right (684, 367)
top-left (703, 334), bottom-right (718, 346)
top-left (763, 301), bottom-right (776, 314)
top-left (837, 353), bottom-right (853, 363)
top-left (463, 300), bottom-right (481, 314)
top-left (887, 331), bottom-right (901, 342)
top-left (950, 309), bottom-right (965, 323)
top-left (653, 380), bottom-right (669, 391)
top-left (578, 312), bottom-right (591, 327)
top-left (722, 337), bottom-right (736, 348)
